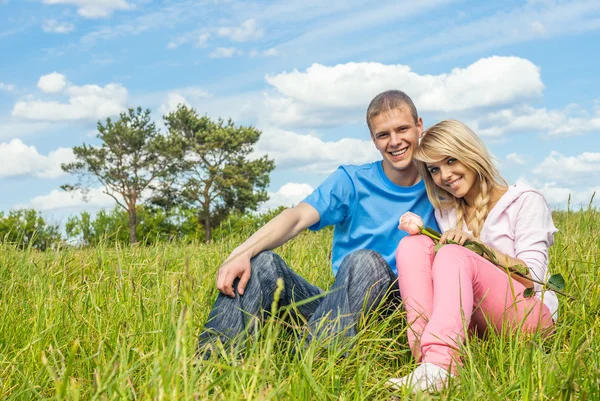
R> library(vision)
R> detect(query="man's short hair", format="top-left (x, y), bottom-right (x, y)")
top-left (366, 90), bottom-right (419, 133)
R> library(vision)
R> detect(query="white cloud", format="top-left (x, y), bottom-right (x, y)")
top-left (263, 56), bottom-right (543, 127)
top-left (505, 153), bottom-right (526, 165)
top-left (537, 182), bottom-right (599, 209)
top-left (217, 18), bottom-right (263, 42)
top-left (42, 19), bottom-right (75, 34)
top-left (158, 87), bottom-right (211, 116)
top-left (37, 72), bottom-right (67, 93)
top-left (254, 127), bottom-right (380, 174)
top-left (42, 0), bottom-right (132, 18)
top-left (533, 151), bottom-right (600, 185)
top-left (18, 188), bottom-right (115, 211)
top-left (197, 32), bottom-right (211, 48)
top-left (250, 48), bottom-right (278, 57)
top-left (159, 93), bottom-right (190, 116)
top-left (261, 183), bottom-right (314, 211)
top-left (471, 105), bottom-right (600, 137)
top-left (0, 139), bottom-right (75, 178)
top-left (13, 75), bottom-right (128, 121)
top-left (0, 82), bottom-right (15, 92)
top-left (209, 47), bottom-right (243, 59)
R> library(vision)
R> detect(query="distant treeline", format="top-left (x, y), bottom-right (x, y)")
top-left (0, 206), bottom-right (286, 250)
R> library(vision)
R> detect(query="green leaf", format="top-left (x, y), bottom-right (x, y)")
top-left (523, 287), bottom-right (535, 298)
top-left (464, 241), bottom-right (485, 257)
top-left (434, 244), bottom-right (445, 253)
top-left (510, 264), bottom-right (529, 276)
top-left (423, 226), bottom-right (442, 238)
top-left (547, 274), bottom-right (566, 291)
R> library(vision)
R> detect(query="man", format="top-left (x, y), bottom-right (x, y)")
top-left (198, 89), bottom-right (439, 357)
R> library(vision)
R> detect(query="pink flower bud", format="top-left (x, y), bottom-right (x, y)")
top-left (398, 212), bottom-right (423, 235)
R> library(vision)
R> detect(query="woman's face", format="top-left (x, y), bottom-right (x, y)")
top-left (425, 155), bottom-right (479, 205)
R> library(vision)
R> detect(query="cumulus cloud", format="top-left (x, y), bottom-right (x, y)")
top-left (42, 19), bottom-right (75, 34)
top-left (217, 18), bottom-right (263, 42)
top-left (533, 151), bottom-right (600, 185)
top-left (37, 72), bottom-right (67, 93)
top-left (160, 93), bottom-right (190, 116)
top-left (158, 87), bottom-right (211, 115)
top-left (0, 139), bottom-right (75, 178)
top-left (18, 188), bottom-right (115, 211)
top-left (254, 127), bottom-right (380, 174)
top-left (261, 183), bottom-right (314, 211)
top-left (13, 74), bottom-right (128, 121)
top-left (471, 104), bottom-right (600, 137)
top-left (209, 47), bottom-right (243, 59)
top-left (263, 56), bottom-right (543, 127)
top-left (42, 0), bottom-right (132, 18)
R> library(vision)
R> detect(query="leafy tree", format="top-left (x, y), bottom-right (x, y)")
top-left (161, 105), bottom-right (275, 242)
top-left (62, 107), bottom-right (175, 244)
top-left (0, 209), bottom-right (61, 250)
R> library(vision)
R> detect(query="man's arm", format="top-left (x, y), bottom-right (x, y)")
top-left (215, 202), bottom-right (320, 298)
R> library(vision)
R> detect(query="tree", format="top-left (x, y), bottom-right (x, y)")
top-left (0, 209), bottom-right (61, 250)
top-left (62, 107), bottom-right (174, 244)
top-left (162, 105), bottom-right (275, 242)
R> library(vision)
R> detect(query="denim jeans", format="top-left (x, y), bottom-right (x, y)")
top-left (197, 249), bottom-right (398, 356)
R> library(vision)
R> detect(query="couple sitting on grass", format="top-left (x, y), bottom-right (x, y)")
top-left (198, 90), bottom-right (558, 393)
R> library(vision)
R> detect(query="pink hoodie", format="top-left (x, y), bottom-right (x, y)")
top-left (435, 182), bottom-right (559, 320)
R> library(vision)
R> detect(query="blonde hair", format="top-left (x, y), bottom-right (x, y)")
top-left (414, 120), bottom-right (506, 237)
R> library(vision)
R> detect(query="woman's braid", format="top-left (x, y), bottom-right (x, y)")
top-left (470, 178), bottom-right (490, 238)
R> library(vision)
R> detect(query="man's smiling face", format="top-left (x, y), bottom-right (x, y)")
top-left (370, 107), bottom-right (423, 178)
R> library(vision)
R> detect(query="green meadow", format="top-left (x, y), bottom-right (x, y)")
top-left (1, 206), bottom-right (599, 400)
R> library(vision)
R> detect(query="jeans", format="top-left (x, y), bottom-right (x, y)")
top-left (198, 249), bottom-right (398, 355)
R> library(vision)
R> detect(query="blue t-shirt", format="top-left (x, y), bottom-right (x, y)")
top-left (301, 161), bottom-right (438, 275)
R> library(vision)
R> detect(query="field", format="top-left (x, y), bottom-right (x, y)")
top-left (1, 207), bottom-right (599, 400)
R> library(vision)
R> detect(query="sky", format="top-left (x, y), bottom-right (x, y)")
top-left (1, 0), bottom-right (599, 226)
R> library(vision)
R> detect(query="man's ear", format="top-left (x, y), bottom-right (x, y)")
top-left (417, 117), bottom-right (424, 138)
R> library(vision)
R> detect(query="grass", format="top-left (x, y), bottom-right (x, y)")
top-left (0, 206), bottom-right (599, 400)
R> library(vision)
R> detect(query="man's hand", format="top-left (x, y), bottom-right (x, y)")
top-left (440, 229), bottom-right (476, 245)
top-left (216, 254), bottom-right (252, 298)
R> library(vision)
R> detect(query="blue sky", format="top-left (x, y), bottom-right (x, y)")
top-left (1, 0), bottom-right (599, 225)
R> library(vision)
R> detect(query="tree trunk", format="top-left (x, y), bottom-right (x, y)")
top-left (129, 208), bottom-right (137, 244)
top-left (204, 213), bottom-right (211, 243)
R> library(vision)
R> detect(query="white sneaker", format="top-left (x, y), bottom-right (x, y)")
top-left (387, 363), bottom-right (454, 393)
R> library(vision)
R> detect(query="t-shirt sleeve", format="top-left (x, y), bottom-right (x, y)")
top-left (301, 167), bottom-right (356, 231)
top-left (513, 192), bottom-right (558, 283)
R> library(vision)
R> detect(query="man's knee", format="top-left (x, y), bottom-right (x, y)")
top-left (250, 251), bottom-right (285, 285)
top-left (340, 249), bottom-right (389, 281)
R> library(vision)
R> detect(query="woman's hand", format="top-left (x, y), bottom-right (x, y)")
top-left (440, 229), bottom-right (477, 245)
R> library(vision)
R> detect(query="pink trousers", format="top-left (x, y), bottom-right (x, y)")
top-left (396, 235), bottom-right (554, 373)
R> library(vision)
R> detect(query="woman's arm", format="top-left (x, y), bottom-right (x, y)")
top-left (440, 229), bottom-right (534, 287)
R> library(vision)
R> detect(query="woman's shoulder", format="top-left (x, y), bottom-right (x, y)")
top-left (501, 182), bottom-right (552, 211)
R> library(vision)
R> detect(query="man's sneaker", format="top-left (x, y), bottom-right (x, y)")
top-left (386, 362), bottom-right (454, 393)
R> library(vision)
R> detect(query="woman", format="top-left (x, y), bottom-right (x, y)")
top-left (388, 120), bottom-right (558, 392)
